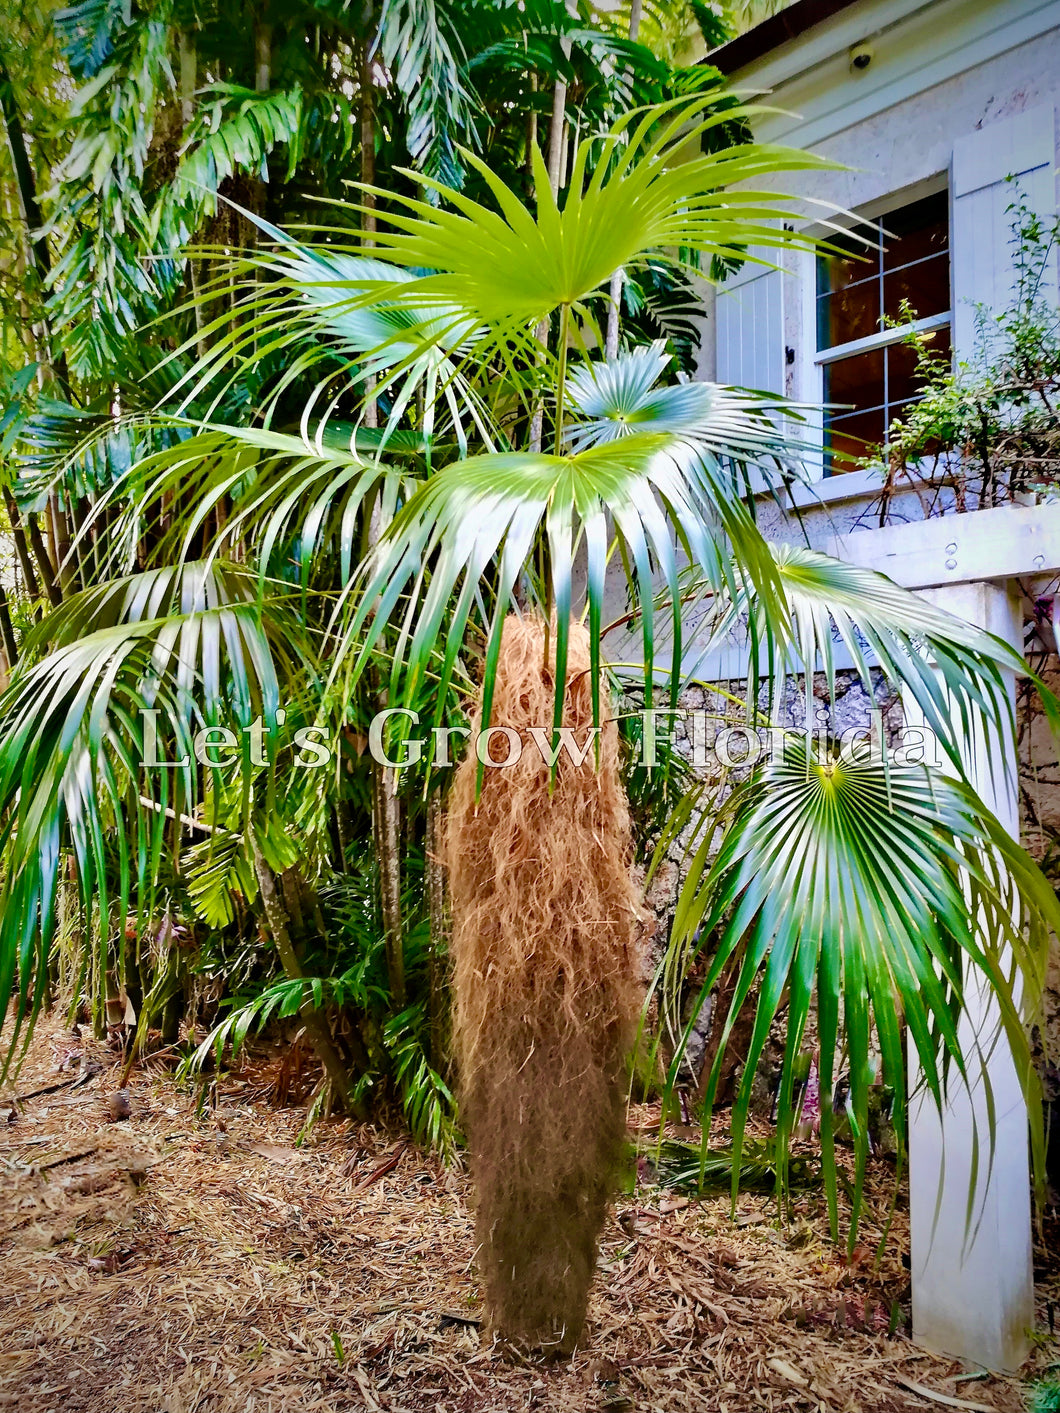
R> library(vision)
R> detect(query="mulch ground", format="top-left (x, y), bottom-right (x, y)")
top-left (1, 1015), bottom-right (1057, 1413)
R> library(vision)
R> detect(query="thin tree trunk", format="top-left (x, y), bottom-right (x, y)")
top-left (0, 63), bottom-right (52, 302)
top-left (254, 19), bottom-right (272, 93)
top-left (545, 72), bottom-right (568, 196)
top-left (27, 511), bottom-right (61, 606)
top-left (50, 495), bottom-right (73, 593)
top-left (367, 484), bottom-right (402, 1003)
top-left (178, 30), bottom-right (197, 124)
top-left (281, 868), bottom-right (306, 938)
top-left (3, 492), bottom-right (41, 603)
top-left (359, 13), bottom-right (404, 1004)
top-left (254, 849), bottom-right (362, 1116)
top-left (529, 73), bottom-right (570, 453)
top-left (372, 751), bottom-right (406, 1008)
top-left (605, 269), bottom-right (623, 360)
top-left (426, 792), bottom-right (449, 1071)
top-left (360, 7), bottom-right (377, 241)
top-left (0, 585), bottom-right (17, 671)
top-left (1, 63), bottom-right (72, 601)
top-left (605, 0), bottom-right (643, 360)
top-left (526, 71), bottom-right (538, 187)
top-left (0, 61), bottom-right (70, 390)
top-left (249, 18), bottom-right (272, 238)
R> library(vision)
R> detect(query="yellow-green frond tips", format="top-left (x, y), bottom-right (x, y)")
top-left (354, 97), bottom-right (838, 328)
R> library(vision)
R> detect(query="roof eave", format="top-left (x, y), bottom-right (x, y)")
top-left (707, 0), bottom-right (866, 75)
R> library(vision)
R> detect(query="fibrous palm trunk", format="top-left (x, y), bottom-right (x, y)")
top-left (446, 615), bottom-right (643, 1352)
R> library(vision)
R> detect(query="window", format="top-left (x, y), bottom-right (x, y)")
top-left (816, 191), bottom-right (952, 473)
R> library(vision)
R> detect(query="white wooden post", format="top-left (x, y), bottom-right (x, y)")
top-left (905, 579), bottom-right (1034, 1373)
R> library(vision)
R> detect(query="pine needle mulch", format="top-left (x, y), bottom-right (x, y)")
top-left (1, 1018), bottom-right (1057, 1413)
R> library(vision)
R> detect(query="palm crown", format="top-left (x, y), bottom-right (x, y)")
top-left (1, 94), bottom-right (1057, 1231)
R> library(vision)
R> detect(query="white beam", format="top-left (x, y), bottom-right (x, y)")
top-left (830, 500), bottom-right (1060, 587)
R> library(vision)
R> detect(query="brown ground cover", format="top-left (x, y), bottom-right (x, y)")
top-left (1, 1015), bottom-right (1057, 1413)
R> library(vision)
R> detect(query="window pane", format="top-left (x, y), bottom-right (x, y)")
top-left (817, 225), bottom-right (879, 349)
top-left (886, 325), bottom-right (952, 406)
top-left (881, 191), bottom-right (948, 272)
top-left (817, 190), bottom-right (950, 350)
top-left (825, 406), bottom-right (886, 473)
top-left (818, 276), bottom-right (880, 347)
top-left (816, 190), bottom-right (950, 474)
top-left (884, 250), bottom-right (950, 321)
top-left (816, 227), bottom-right (875, 291)
top-left (823, 347), bottom-right (884, 408)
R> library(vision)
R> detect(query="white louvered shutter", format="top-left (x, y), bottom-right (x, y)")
top-left (714, 250), bottom-right (785, 393)
top-left (951, 104), bottom-right (1058, 358)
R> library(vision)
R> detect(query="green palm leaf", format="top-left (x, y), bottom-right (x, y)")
top-left (665, 740), bottom-right (1056, 1242)
top-left (566, 340), bottom-right (811, 486)
top-left (0, 565), bottom-right (300, 1065)
top-left (162, 95), bottom-right (839, 431)
top-left (87, 425), bottom-right (406, 584)
top-left (689, 542), bottom-right (1058, 778)
top-left (375, 0), bottom-right (481, 188)
top-left (351, 97), bottom-right (837, 328)
top-left (20, 559), bottom-right (262, 653)
top-left (240, 242), bottom-right (496, 453)
top-left (151, 84), bottom-right (313, 246)
top-left (343, 428), bottom-right (793, 747)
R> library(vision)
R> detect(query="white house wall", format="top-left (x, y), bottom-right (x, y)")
top-left (710, 0), bottom-right (1060, 545)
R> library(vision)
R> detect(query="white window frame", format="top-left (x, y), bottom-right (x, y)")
top-left (800, 176), bottom-right (953, 490)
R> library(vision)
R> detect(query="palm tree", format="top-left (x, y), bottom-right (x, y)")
top-left (0, 1), bottom-right (719, 1092)
top-left (1, 92), bottom-right (1056, 1341)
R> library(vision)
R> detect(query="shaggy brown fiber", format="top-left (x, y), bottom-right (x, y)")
top-left (445, 614), bottom-right (644, 1353)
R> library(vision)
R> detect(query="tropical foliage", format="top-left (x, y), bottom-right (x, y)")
top-left (0, 0), bottom-right (1056, 1262)
top-left (0, 0), bottom-right (743, 1142)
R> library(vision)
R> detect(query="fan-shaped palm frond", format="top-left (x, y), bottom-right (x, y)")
top-left (664, 740), bottom-right (1057, 1240)
top-left (566, 340), bottom-right (803, 465)
top-left (235, 241), bottom-right (496, 452)
top-left (164, 94), bottom-right (837, 428)
top-left (353, 96), bottom-right (834, 331)
top-left (19, 559), bottom-right (266, 653)
top-left (89, 424), bottom-right (407, 583)
top-left (344, 427), bottom-right (797, 753)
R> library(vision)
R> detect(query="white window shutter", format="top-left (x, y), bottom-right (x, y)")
top-left (951, 104), bottom-right (1057, 357)
top-left (714, 249), bottom-right (785, 393)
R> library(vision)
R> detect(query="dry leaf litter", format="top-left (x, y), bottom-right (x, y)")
top-left (1, 1015), bottom-right (1058, 1413)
